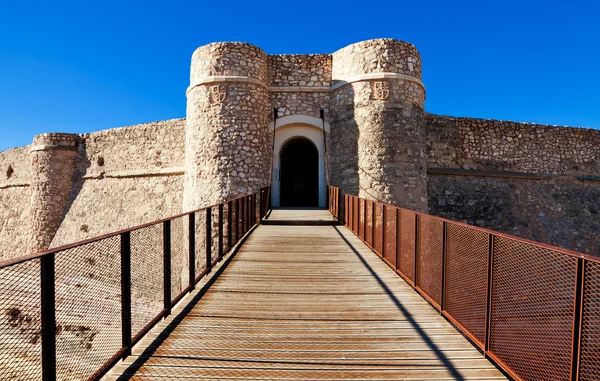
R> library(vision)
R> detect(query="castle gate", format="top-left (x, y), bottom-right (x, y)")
top-left (271, 115), bottom-right (330, 208)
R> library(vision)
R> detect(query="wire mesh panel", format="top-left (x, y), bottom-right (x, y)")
top-left (365, 200), bottom-right (373, 247)
top-left (194, 211), bottom-right (208, 280)
top-left (353, 197), bottom-right (359, 234)
top-left (398, 210), bottom-right (416, 284)
top-left (383, 205), bottom-right (397, 267)
top-left (373, 203), bottom-right (383, 256)
top-left (0, 259), bottom-right (41, 380)
top-left (170, 216), bottom-right (186, 301)
top-left (358, 198), bottom-right (365, 240)
top-left (445, 223), bottom-right (489, 346)
top-left (490, 236), bottom-right (578, 381)
top-left (131, 224), bottom-right (164, 339)
top-left (416, 215), bottom-right (444, 308)
top-left (579, 259), bottom-right (600, 381)
top-left (54, 237), bottom-right (121, 380)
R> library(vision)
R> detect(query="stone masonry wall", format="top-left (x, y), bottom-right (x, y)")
top-left (267, 54), bottom-right (331, 88)
top-left (426, 113), bottom-right (600, 254)
top-left (0, 147), bottom-right (32, 259)
top-left (52, 119), bottom-right (186, 247)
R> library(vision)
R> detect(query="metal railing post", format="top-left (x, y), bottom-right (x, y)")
top-left (414, 214), bottom-right (419, 289)
top-left (234, 199), bottom-right (239, 243)
top-left (189, 213), bottom-right (196, 288)
top-left (382, 205), bottom-right (387, 259)
top-left (120, 232), bottom-right (132, 358)
top-left (259, 190), bottom-right (264, 222)
top-left (395, 208), bottom-right (401, 271)
top-left (206, 208), bottom-right (212, 273)
top-left (570, 257), bottom-right (585, 381)
top-left (227, 201), bottom-right (233, 251)
top-left (163, 221), bottom-right (171, 315)
top-left (484, 233), bottom-right (494, 353)
top-left (41, 254), bottom-right (56, 381)
top-left (218, 204), bottom-right (224, 261)
top-left (371, 201), bottom-right (376, 249)
top-left (440, 221), bottom-right (447, 313)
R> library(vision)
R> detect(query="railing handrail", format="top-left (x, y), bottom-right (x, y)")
top-left (0, 186), bottom-right (271, 270)
top-left (327, 185), bottom-right (597, 263)
top-left (329, 185), bottom-right (600, 381)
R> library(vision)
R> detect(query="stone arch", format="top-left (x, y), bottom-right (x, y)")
top-left (271, 115), bottom-right (329, 208)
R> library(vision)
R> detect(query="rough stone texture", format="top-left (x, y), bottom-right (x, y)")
top-left (268, 54), bottom-right (332, 88)
top-left (29, 133), bottom-right (79, 254)
top-left (269, 92), bottom-right (329, 119)
top-left (429, 175), bottom-right (600, 255)
top-left (0, 147), bottom-right (32, 259)
top-left (184, 42), bottom-right (270, 210)
top-left (330, 39), bottom-right (428, 211)
top-left (427, 113), bottom-right (600, 175)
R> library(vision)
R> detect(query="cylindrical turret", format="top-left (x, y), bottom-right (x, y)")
top-left (183, 42), bottom-right (270, 211)
top-left (28, 133), bottom-right (79, 253)
top-left (330, 38), bottom-right (427, 211)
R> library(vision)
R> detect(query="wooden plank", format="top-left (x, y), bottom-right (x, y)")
top-left (111, 214), bottom-right (506, 380)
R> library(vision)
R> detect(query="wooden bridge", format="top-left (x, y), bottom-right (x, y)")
top-left (109, 210), bottom-right (506, 380)
top-left (1, 186), bottom-right (598, 381)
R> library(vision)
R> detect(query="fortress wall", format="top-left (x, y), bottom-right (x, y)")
top-left (269, 92), bottom-right (329, 119)
top-left (427, 114), bottom-right (600, 175)
top-left (0, 146), bottom-right (32, 259)
top-left (426, 113), bottom-right (600, 254)
top-left (51, 119), bottom-right (186, 248)
top-left (267, 54), bottom-right (332, 88)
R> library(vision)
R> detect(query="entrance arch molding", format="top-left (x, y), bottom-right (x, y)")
top-left (270, 115), bottom-right (329, 208)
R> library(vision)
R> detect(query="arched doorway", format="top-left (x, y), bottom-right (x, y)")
top-left (279, 138), bottom-right (319, 207)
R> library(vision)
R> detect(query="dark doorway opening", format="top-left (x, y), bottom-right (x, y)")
top-left (280, 138), bottom-right (319, 207)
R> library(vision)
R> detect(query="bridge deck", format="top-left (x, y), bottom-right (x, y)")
top-left (112, 222), bottom-right (506, 380)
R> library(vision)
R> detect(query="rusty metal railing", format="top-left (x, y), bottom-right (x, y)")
top-left (0, 186), bottom-right (270, 381)
top-left (337, 187), bottom-right (600, 381)
top-left (327, 185), bottom-right (341, 221)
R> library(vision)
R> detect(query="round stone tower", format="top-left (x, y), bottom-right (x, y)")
top-left (28, 133), bottom-right (79, 253)
top-left (330, 38), bottom-right (428, 211)
top-left (183, 42), bottom-right (270, 211)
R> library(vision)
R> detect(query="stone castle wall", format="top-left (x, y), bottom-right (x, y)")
top-left (0, 37), bottom-right (598, 260)
top-left (426, 114), bottom-right (600, 255)
top-left (0, 147), bottom-right (32, 259)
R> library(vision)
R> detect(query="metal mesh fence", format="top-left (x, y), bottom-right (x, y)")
top-left (194, 211), bottom-right (208, 280)
top-left (490, 236), bottom-right (577, 381)
top-left (170, 216), bottom-right (186, 302)
top-left (365, 200), bottom-right (373, 248)
top-left (54, 236), bottom-right (121, 380)
top-left (383, 205), bottom-right (396, 267)
top-left (0, 259), bottom-right (41, 380)
top-left (398, 210), bottom-right (416, 284)
top-left (373, 203), bottom-right (383, 255)
top-left (445, 224), bottom-right (489, 346)
top-left (130, 224), bottom-right (164, 339)
top-left (358, 198), bottom-right (365, 240)
top-left (579, 259), bottom-right (600, 380)
top-left (416, 215), bottom-right (444, 308)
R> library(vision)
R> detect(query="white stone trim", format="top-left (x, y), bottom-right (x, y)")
top-left (268, 86), bottom-right (330, 93)
top-left (330, 72), bottom-right (425, 91)
top-left (82, 167), bottom-right (185, 180)
top-left (0, 181), bottom-right (30, 189)
top-left (269, 115), bottom-right (330, 133)
top-left (186, 76), bottom-right (267, 95)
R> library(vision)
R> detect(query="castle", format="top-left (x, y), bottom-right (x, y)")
top-left (0, 38), bottom-right (598, 259)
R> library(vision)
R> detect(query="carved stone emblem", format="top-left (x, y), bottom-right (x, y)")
top-left (371, 81), bottom-right (390, 100)
top-left (209, 84), bottom-right (227, 104)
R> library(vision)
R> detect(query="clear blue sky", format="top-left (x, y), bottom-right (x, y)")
top-left (1, 0), bottom-right (599, 151)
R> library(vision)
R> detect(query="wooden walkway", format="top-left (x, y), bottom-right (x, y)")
top-left (111, 216), bottom-right (507, 380)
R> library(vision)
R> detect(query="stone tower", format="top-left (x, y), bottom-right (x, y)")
top-left (182, 42), bottom-right (270, 212)
top-left (330, 39), bottom-right (428, 211)
top-left (28, 133), bottom-right (79, 253)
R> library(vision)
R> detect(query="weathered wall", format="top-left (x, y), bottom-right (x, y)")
top-left (330, 39), bottom-right (428, 211)
top-left (0, 147), bottom-right (32, 259)
top-left (426, 113), bottom-right (600, 254)
top-left (52, 119), bottom-right (186, 247)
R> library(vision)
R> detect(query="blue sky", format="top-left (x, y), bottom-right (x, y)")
top-left (1, 0), bottom-right (599, 151)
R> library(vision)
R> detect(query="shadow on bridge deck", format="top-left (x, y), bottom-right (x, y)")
top-left (108, 210), bottom-right (507, 380)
